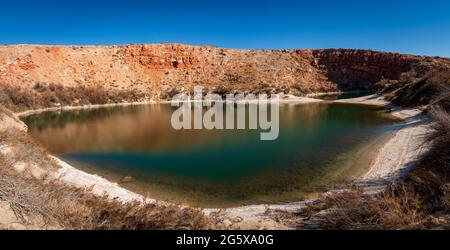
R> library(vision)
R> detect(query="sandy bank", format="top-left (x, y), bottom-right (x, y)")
top-left (51, 157), bottom-right (151, 203)
top-left (16, 95), bottom-right (323, 118)
top-left (16, 100), bottom-right (156, 117)
top-left (335, 95), bottom-right (433, 187)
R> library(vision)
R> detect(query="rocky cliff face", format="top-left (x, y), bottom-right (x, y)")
top-left (0, 44), bottom-right (446, 111)
top-left (308, 49), bottom-right (421, 90)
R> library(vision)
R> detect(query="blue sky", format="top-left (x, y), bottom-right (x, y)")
top-left (1, 0), bottom-right (449, 57)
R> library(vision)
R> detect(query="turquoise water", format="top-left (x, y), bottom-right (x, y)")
top-left (23, 102), bottom-right (401, 207)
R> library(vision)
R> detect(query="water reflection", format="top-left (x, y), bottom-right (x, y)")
top-left (23, 103), bottom-right (400, 207)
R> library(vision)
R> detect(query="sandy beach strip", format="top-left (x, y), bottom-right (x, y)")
top-left (204, 95), bottom-right (434, 228)
top-left (333, 94), bottom-right (433, 184)
top-left (51, 156), bottom-right (150, 203)
top-left (16, 95), bottom-right (324, 118)
top-left (16, 100), bottom-right (157, 117)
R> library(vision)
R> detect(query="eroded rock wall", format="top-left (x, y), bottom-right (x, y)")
top-left (307, 49), bottom-right (422, 90)
top-left (0, 44), bottom-right (443, 110)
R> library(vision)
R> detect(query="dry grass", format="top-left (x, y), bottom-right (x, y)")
top-left (0, 130), bottom-right (55, 171)
top-left (290, 131), bottom-right (449, 229)
top-left (0, 162), bottom-right (210, 229)
top-left (284, 71), bottom-right (450, 229)
top-left (0, 166), bottom-right (57, 227)
top-left (380, 67), bottom-right (450, 111)
top-left (0, 82), bottom-right (146, 112)
top-left (0, 108), bottom-right (211, 229)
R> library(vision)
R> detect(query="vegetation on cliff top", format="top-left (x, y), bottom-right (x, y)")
top-left (2, 45), bottom-right (448, 112)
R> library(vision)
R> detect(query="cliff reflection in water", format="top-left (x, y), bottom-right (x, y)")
top-left (23, 103), bottom-right (400, 207)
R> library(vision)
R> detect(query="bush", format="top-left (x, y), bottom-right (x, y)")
top-left (381, 68), bottom-right (450, 110)
top-left (0, 82), bottom-right (146, 111)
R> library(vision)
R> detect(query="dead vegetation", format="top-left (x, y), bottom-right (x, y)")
top-left (0, 129), bottom-right (55, 171)
top-left (377, 61), bottom-right (450, 111)
top-left (0, 82), bottom-right (146, 112)
top-left (0, 162), bottom-right (210, 229)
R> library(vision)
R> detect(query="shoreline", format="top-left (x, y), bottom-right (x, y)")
top-left (13, 92), bottom-right (391, 118)
top-left (16, 100), bottom-right (157, 117)
top-left (12, 94), bottom-right (434, 229)
top-left (333, 95), bottom-right (433, 184)
top-left (51, 156), bottom-right (150, 203)
top-left (16, 94), bottom-right (325, 118)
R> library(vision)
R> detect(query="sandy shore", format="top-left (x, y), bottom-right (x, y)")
top-left (16, 100), bottom-right (157, 117)
top-left (11, 94), bottom-right (434, 229)
top-left (16, 95), bottom-right (323, 118)
top-left (334, 95), bottom-right (433, 185)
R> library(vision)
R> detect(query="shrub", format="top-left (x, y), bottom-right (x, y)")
top-left (0, 83), bottom-right (146, 111)
top-left (381, 68), bottom-right (450, 110)
top-left (281, 75), bottom-right (450, 229)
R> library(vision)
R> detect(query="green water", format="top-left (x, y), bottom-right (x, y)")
top-left (22, 102), bottom-right (401, 207)
top-left (315, 90), bottom-right (373, 100)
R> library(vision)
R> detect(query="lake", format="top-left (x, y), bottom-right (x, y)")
top-left (22, 102), bottom-right (401, 207)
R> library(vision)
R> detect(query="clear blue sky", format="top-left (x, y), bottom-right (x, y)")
top-left (1, 0), bottom-right (449, 57)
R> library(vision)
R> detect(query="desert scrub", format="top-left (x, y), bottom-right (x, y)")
top-left (0, 82), bottom-right (147, 112)
top-left (379, 66), bottom-right (450, 110)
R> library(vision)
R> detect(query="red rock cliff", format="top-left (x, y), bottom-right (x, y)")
top-left (307, 49), bottom-right (421, 90)
top-left (0, 44), bottom-right (445, 110)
